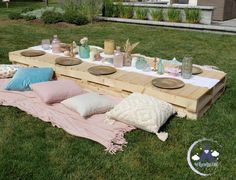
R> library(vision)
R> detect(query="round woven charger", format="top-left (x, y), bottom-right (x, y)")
top-left (21, 50), bottom-right (46, 57)
top-left (152, 78), bottom-right (185, 89)
top-left (55, 57), bottom-right (82, 66)
top-left (180, 66), bottom-right (203, 75)
top-left (88, 65), bottom-right (117, 76)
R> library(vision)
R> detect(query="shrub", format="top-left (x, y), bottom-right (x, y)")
top-left (8, 12), bottom-right (23, 20)
top-left (60, 0), bottom-right (89, 25)
top-left (103, 0), bottom-right (114, 17)
top-left (21, 7), bottom-right (64, 19)
top-left (63, 0), bottom-right (79, 14)
top-left (120, 6), bottom-right (133, 19)
top-left (136, 8), bottom-right (149, 20)
top-left (150, 9), bottom-right (163, 21)
top-left (185, 8), bottom-right (200, 23)
top-left (168, 8), bottom-right (181, 22)
top-left (80, 0), bottom-right (103, 23)
top-left (64, 12), bottom-right (89, 25)
top-left (112, 2), bottom-right (123, 17)
top-left (61, 0), bottom-right (92, 24)
top-left (41, 11), bottom-right (64, 24)
top-left (21, 7), bottom-right (35, 13)
top-left (23, 15), bottom-right (37, 21)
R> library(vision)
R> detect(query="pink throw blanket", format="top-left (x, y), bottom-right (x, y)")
top-left (0, 79), bottom-right (135, 154)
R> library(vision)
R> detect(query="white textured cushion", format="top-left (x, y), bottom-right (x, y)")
top-left (106, 93), bottom-right (176, 141)
top-left (0, 64), bottom-right (20, 79)
top-left (61, 92), bottom-right (115, 117)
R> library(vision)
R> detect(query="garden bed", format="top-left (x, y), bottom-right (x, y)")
top-left (98, 16), bottom-right (236, 33)
top-left (103, 2), bottom-right (214, 25)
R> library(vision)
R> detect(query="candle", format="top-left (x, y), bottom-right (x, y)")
top-left (104, 39), bottom-right (115, 55)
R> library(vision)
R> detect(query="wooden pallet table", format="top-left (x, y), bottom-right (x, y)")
top-left (9, 49), bottom-right (227, 120)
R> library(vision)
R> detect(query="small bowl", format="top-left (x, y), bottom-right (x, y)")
top-left (166, 67), bottom-right (181, 76)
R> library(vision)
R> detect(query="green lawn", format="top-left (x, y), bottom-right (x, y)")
top-left (0, 2), bottom-right (235, 180)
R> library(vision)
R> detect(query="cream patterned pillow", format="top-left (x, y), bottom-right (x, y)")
top-left (0, 64), bottom-right (20, 79)
top-left (106, 93), bottom-right (176, 141)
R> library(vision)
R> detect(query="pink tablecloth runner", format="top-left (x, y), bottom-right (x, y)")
top-left (0, 79), bottom-right (135, 154)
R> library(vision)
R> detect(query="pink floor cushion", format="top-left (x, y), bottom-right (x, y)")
top-left (30, 80), bottom-right (83, 104)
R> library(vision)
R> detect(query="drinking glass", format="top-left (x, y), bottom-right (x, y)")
top-left (181, 56), bottom-right (193, 79)
top-left (41, 39), bottom-right (50, 50)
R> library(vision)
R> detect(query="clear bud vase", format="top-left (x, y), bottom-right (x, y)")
top-left (113, 46), bottom-right (124, 68)
top-left (181, 56), bottom-right (193, 79)
top-left (157, 59), bottom-right (164, 75)
top-left (51, 35), bottom-right (61, 53)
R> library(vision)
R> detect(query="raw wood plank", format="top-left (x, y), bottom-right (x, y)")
top-left (9, 49), bottom-right (227, 120)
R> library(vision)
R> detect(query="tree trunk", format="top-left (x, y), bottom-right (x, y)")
top-left (45, 0), bottom-right (49, 6)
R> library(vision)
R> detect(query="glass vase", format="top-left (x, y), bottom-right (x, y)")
top-left (181, 56), bottom-right (193, 79)
top-left (79, 45), bottom-right (90, 59)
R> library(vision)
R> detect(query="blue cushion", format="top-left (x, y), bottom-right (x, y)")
top-left (5, 67), bottom-right (54, 91)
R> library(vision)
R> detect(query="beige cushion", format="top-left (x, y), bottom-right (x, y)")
top-left (61, 92), bottom-right (115, 117)
top-left (106, 93), bottom-right (176, 141)
top-left (0, 64), bottom-right (20, 79)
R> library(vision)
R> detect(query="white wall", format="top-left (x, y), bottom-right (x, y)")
top-left (188, 0), bottom-right (198, 6)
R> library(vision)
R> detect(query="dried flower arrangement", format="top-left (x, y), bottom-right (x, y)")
top-left (123, 39), bottom-right (139, 66)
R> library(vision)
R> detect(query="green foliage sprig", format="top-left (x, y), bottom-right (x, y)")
top-left (150, 9), bottom-right (163, 21)
top-left (185, 8), bottom-right (200, 23)
top-left (120, 6), bottom-right (134, 19)
top-left (136, 8), bottom-right (149, 20)
top-left (168, 8), bottom-right (181, 22)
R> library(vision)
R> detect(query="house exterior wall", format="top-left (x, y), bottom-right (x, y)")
top-left (198, 0), bottom-right (236, 21)
top-left (127, 0), bottom-right (236, 21)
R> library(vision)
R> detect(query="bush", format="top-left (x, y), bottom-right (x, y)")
top-left (136, 8), bottom-right (149, 20)
top-left (21, 7), bottom-right (35, 14)
top-left (8, 12), bottom-right (23, 20)
top-left (23, 15), bottom-right (37, 21)
top-left (80, 0), bottom-right (103, 23)
top-left (168, 8), bottom-right (181, 22)
top-left (41, 11), bottom-right (64, 24)
top-left (120, 6), bottom-right (134, 19)
top-left (62, 0), bottom-right (89, 25)
top-left (185, 8), bottom-right (200, 23)
top-left (112, 5), bottom-right (119, 17)
top-left (21, 7), bottom-right (64, 19)
top-left (103, 0), bottom-right (114, 17)
top-left (150, 9), bottom-right (163, 21)
top-left (64, 12), bottom-right (89, 25)
top-left (111, 2), bottom-right (122, 17)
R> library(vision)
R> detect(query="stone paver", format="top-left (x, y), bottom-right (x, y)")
top-left (213, 18), bottom-right (236, 28)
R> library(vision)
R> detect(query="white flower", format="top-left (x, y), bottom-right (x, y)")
top-left (80, 37), bottom-right (88, 45)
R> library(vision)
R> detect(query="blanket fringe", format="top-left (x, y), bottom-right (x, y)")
top-left (105, 126), bottom-right (135, 154)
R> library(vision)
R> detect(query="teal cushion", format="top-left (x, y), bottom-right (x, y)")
top-left (5, 67), bottom-right (54, 91)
